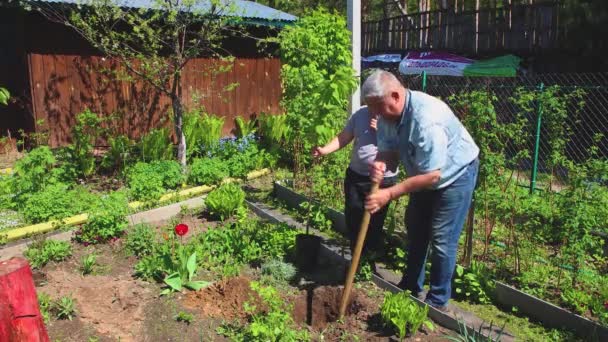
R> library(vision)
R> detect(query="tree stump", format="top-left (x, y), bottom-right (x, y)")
top-left (0, 257), bottom-right (49, 342)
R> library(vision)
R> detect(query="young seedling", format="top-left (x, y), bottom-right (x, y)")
top-left (175, 311), bottom-right (194, 324)
top-left (81, 253), bottom-right (97, 275)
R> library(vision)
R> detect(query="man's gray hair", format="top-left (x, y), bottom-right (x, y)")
top-left (361, 69), bottom-right (402, 99)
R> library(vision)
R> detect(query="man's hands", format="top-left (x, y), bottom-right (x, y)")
top-left (365, 188), bottom-right (391, 214)
top-left (312, 146), bottom-right (328, 158)
top-left (369, 161), bottom-right (386, 183)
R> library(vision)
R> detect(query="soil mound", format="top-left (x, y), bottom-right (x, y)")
top-left (182, 276), bottom-right (263, 320)
top-left (292, 285), bottom-right (377, 330)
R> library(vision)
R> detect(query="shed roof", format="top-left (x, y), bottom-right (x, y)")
top-left (29, 0), bottom-right (297, 25)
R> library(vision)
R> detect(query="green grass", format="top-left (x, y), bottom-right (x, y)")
top-left (452, 300), bottom-right (581, 342)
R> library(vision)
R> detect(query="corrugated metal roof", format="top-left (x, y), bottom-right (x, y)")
top-left (31, 0), bottom-right (297, 22)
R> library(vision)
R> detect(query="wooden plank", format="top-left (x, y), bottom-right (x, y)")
top-left (28, 54), bottom-right (46, 135)
top-left (247, 59), bottom-right (257, 117)
top-left (269, 58), bottom-right (281, 114)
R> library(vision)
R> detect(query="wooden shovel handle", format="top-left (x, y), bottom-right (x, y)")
top-left (339, 182), bottom-right (380, 319)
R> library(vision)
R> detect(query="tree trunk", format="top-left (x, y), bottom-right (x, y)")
top-left (172, 96), bottom-right (187, 167)
top-left (0, 258), bottom-right (49, 342)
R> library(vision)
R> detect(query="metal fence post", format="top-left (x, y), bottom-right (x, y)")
top-left (530, 82), bottom-right (544, 194)
top-left (422, 71), bottom-right (427, 92)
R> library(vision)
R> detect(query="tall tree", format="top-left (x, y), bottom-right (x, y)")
top-left (33, 0), bottom-right (239, 166)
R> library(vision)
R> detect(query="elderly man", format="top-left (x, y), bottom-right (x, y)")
top-left (363, 69), bottom-right (479, 310)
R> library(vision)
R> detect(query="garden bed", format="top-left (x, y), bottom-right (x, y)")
top-left (27, 204), bottom-right (453, 341)
top-left (269, 180), bottom-right (600, 341)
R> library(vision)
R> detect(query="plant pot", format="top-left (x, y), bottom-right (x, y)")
top-left (295, 234), bottom-right (322, 272)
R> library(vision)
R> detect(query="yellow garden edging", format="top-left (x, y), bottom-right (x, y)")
top-left (0, 168), bottom-right (12, 175)
top-left (2, 168), bottom-right (270, 243)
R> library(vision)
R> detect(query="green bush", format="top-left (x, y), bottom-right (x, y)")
top-left (152, 160), bottom-right (183, 189)
top-left (124, 224), bottom-right (156, 257)
top-left (11, 146), bottom-right (57, 205)
top-left (70, 109), bottom-right (105, 177)
top-left (188, 157), bottom-right (229, 185)
top-left (138, 128), bottom-right (173, 161)
top-left (452, 261), bottom-right (493, 304)
top-left (126, 160), bottom-right (183, 201)
top-left (102, 135), bottom-right (133, 173)
top-left (76, 192), bottom-right (128, 244)
top-left (204, 183), bottom-right (245, 220)
top-left (21, 184), bottom-right (97, 224)
top-left (24, 239), bottom-right (72, 269)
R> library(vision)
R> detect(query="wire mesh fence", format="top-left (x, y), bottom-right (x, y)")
top-left (392, 71), bottom-right (608, 190)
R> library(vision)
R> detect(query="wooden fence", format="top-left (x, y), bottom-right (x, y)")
top-left (362, 2), bottom-right (558, 55)
top-left (28, 54), bottom-right (282, 147)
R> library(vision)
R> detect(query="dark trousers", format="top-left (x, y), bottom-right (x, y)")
top-left (343, 168), bottom-right (397, 257)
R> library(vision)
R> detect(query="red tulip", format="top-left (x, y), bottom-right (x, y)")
top-left (174, 223), bottom-right (189, 236)
top-left (604, 301), bottom-right (608, 311)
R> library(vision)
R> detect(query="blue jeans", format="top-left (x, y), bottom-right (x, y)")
top-left (403, 158), bottom-right (479, 307)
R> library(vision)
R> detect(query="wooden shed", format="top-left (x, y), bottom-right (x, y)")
top-left (0, 1), bottom-right (296, 147)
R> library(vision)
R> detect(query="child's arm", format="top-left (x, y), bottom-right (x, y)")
top-left (312, 129), bottom-right (354, 157)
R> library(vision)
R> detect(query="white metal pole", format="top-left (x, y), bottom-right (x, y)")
top-left (347, 0), bottom-right (361, 113)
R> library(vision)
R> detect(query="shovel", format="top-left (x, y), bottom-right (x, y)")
top-left (338, 182), bottom-right (380, 319)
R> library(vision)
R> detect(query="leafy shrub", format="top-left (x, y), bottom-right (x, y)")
top-left (101, 135), bottom-right (133, 172)
top-left (126, 160), bottom-right (184, 200)
top-left (11, 146), bottom-right (57, 204)
top-left (453, 262), bottom-right (493, 304)
top-left (152, 160), bottom-right (183, 189)
top-left (277, 9), bottom-right (357, 156)
top-left (188, 157), bottom-right (228, 185)
top-left (24, 239), bottom-right (72, 269)
top-left (138, 128), bottom-right (173, 161)
top-left (298, 201), bottom-right (332, 232)
top-left (0, 175), bottom-right (13, 209)
top-left (76, 192), bottom-right (128, 244)
top-left (261, 259), bottom-right (297, 282)
top-left (381, 291), bottom-right (433, 339)
top-left (69, 109), bottom-right (105, 177)
top-left (124, 224), bottom-right (156, 257)
top-left (204, 183), bottom-right (245, 220)
top-left (205, 134), bottom-right (275, 178)
top-left (21, 184), bottom-right (97, 223)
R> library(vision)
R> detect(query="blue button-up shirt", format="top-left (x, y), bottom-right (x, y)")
top-left (377, 90), bottom-right (479, 189)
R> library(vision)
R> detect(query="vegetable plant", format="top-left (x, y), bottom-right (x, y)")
top-left (37, 292), bottom-right (52, 324)
top-left (204, 183), bottom-right (245, 220)
top-left (24, 239), bottom-right (72, 269)
top-left (381, 291), bottom-right (434, 340)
